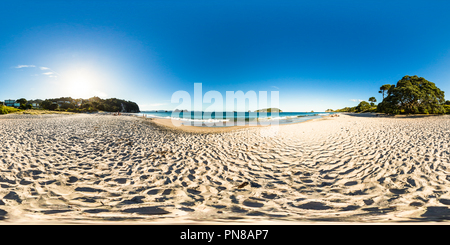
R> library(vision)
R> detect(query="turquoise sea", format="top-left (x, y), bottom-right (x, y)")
top-left (136, 111), bottom-right (336, 127)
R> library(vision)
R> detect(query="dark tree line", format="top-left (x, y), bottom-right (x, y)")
top-left (40, 96), bottom-right (140, 113)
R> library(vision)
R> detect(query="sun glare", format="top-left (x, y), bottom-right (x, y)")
top-left (64, 68), bottom-right (97, 99)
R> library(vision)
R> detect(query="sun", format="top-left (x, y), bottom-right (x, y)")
top-left (64, 68), bottom-right (96, 98)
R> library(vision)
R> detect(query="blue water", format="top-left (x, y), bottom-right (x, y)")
top-left (136, 111), bottom-right (336, 127)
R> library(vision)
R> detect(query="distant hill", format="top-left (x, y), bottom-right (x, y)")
top-left (40, 96), bottom-right (140, 113)
top-left (255, 108), bottom-right (282, 112)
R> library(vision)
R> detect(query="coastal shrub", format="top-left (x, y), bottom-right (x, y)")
top-left (368, 107), bottom-right (377, 113)
top-left (40, 100), bottom-right (52, 109)
top-left (356, 101), bottom-right (371, 112)
top-left (97, 103), bottom-right (105, 111)
top-left (335, 106), bottom-right (357, 112)
top-left (81, 102), bottom-right (92, 109)
top-left (60, 103), bottom-right (75, 110)
top-left (0, 105), bottom-right (22, 114)
top-left (444, 105), bottom-right (450, 114)
top-left (22, 104), bottom-right (31, 109)
top-left (46, 103), bottom-right (58, 110)
top-left (0, 105), bottom-right (8, 114)
top-left (377, 75), bottom-right (446, 114)
top-left (66, 108), bottom-right (77, 113)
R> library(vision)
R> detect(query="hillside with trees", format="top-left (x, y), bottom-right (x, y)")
top-left (78, 97), bottom-right (140, 113)
top-left (41, 96), bottom-right (140, 113)
top-left (2, 96), bottom-right (140, 113)
top-left (333, 75), bottom-right (449, 115)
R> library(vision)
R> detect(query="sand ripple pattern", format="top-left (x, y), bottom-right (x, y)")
top-left (1, 114), bottom-right (450, 223)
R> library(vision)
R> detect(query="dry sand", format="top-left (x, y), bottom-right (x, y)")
top-left (1, 112), bottom-right (450, 224)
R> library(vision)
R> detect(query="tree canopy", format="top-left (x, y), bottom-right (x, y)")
top-left (379, 84), bottom-right (391, 100)
top-left (377, 75), bottom-right (446, 114)
top-left (39, 96), bottom-right (140, 112)
top-left (368, 97), bottom-right (377, 106)
top-left (356, 101), bottom-right (371, 112)
top-left (16, 98), bottom-right (27, 105)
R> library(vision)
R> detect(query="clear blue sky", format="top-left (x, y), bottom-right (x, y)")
top-left (1, 0), bottom-right (450, 111)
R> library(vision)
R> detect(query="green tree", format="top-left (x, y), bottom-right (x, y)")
top-left (97, 103), bottom-right (105, 111)
top-left (60, 103), bottom-right (75, 110)
top-left (379, 84), bottom-right (392, 100)
top-left (377, 75), bottom-right (446, 114)
top-left (48, 103), bottom-right (58, 111)
top-left (368, 97), bottom-right (377, 106)
top-left (41, 100), bottom-right (52, 109)
top-left (16, 98), bottom-right (27, 105)
top-left (444, 105), bottom-right (450, 114)
top-left (356, 101), bottom-right (371, 112)
top-left (82, 102), bottom-right (92, 109)
top-left (445, 100), bottom-right (450, 105)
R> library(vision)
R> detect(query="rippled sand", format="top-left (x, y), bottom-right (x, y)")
top-left (1, 113), bottom-right (450, 223)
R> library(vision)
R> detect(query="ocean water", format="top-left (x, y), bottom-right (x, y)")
top-left (136, 111), bottom-right (336, 127)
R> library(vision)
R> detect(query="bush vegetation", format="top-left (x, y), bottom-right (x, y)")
top-left (444, 105), bottom-right (450, 114)
top-left (334, 75), bottom-right (448, 115)
top-left (1, 96), bottom-right (140, 115)
top-left (40, 96), bottom-right (140, 112)
top-left (0, 105), bottom-right (22, 114)
top-left (377, 75), bottom-right (446, 114)
top-left (334, 101), bottom-right (376, 113)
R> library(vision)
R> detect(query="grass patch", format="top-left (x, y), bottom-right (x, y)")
top-left (13, 109), bottom-right (75, 115)
top-left (0, 106), bottom-right (75, 115)
top-left (0, 105), bottom-right (22, 114)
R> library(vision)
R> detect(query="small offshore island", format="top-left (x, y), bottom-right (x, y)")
top-left (254, 108), bottom-right (283, 113)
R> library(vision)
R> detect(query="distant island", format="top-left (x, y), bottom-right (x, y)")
top-left (255, 108), bottom-right (283, 113)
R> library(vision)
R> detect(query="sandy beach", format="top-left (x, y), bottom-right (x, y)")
top-left (146, 117), bottom-right (268, 134)
top-left (1, 113), bottom-right (450, 224)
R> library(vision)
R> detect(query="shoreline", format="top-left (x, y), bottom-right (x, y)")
top-left (140, 115), bottom-right (331, 134)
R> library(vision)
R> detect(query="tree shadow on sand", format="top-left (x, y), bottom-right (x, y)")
top-left (342, 112), bottom-right (449, 119)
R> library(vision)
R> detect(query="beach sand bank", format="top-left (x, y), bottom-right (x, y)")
top-left (1, 113), bottom-right (450, 223)
top-left (145, 118), bottom-right (266, 134)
